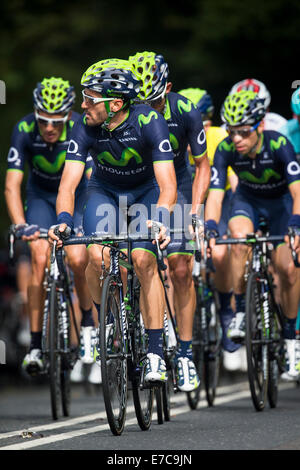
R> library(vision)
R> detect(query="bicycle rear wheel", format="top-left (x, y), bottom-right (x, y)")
top-left (246, 272), bottom-right (268, 411)
top-left (162, 376), bottom-right (171, 421)
top-left (100, 274), bottom-right (128, 436)
top-left (49, 281), bottom-right (61, 420)
top-left (155, 387), bottom-right (164, 425)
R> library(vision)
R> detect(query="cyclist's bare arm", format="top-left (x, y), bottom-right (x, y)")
top-left (286, 181), bottom-right (300, 251)
top-left (151, 161), bottom-right (177, 249)
top-left (4, 170), bottom-right (26, 224)
top-left (191, 153), bottom-right (211, 213)
top-left (205, 188), bottom-right (224, 225)
top-left (204, 189), bottom-right (225, 250)
top-left (49, 161), bottom-right (85, 245)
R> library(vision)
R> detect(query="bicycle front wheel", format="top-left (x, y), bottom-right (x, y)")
top-left (204, 298), bottom-right (222, 407)
top-left (100, 274), bottom-right (128, 436)
top-left (49, 281), bottom-right (61, 420)
top-left (246, 272), bottom-right (269, 411)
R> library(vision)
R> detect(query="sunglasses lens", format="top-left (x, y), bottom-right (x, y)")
top-left (229, 129), bottom-right (251, 138)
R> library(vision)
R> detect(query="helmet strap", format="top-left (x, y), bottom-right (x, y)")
top-left (102, 99), bottom-right (128, 130)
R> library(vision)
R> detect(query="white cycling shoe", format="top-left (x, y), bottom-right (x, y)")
top-left (22, 349), bottom-right (44, 375)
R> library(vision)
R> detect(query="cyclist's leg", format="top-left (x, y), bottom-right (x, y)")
top-left (227, 193), bottom-right (256, 341)
top-left (67, 188), bottom-right (96, 366)
top-left (270, 193), bottom-right (300, 379)
top-left (23, 191), bottom-right (55, 372)
top-left (212, 189), bottom-right (240, 354)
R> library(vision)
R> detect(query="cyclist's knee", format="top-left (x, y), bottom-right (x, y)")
top-left (132, 250), bottom-right (157, 278)
top-left (67, 252), bottom-right (88, 274)
top-left (276, 258), bottom-right (298, 287)
top-left (168, 256), bottom-right (192, 287)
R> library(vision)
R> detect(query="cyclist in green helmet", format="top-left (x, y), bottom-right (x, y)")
top-left (48, 58), bottom-right (177, 385)
top-left (129, 51), bottom-right (211, 392)
top-left (205, 90), bottom-right (300, 381)
top-left (5, 77), bottom-right (96, 380)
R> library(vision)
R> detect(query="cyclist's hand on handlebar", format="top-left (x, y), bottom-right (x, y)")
top-left (48, 224), bottom-right (72, 247)
top-left (12, 223), bottom-right (40, 241)
top-left (204, 219), bottom-right (219, 256)
top-left (147, 220), bottom-right (171, 250)
top-left (189, 213), bottom-right (204, 240)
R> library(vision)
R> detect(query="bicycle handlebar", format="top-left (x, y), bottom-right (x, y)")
top-left (214, 233), bottom-right (300, 268)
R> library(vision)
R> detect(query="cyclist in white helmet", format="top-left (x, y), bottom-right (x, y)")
top-left (229, 78), bottom-right (287, 131)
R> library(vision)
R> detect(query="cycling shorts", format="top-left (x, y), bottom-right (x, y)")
top-left (229, 188), bottom-right (292, 246)
top-left (25, 184), bottom-right (87, 233)
top-left (83, 175), bottom-right (161, 256)
top-left (165, 168), bottom-right (194, 257)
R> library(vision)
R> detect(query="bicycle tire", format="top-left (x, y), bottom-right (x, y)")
top-left (60, 295), bottom-right (72, 417)
top-left (246, 271), bottom-right (268, 411)
top-left (155, 387), bottom-right (164, 425)
top-left (267, 281), bottom-right (284, 408)
top-left (130, 279), bottom-right (153, 431)
top-left (49, 280), bottom-right (61, 420)
top-left (100, 274), bottom-right (128, 436)
top-left (204, 294), bottom-right (222, 407)
top-left (187, 298), bottom-right (204, 410)
top-left (162, 377), bottom-right (171, 421)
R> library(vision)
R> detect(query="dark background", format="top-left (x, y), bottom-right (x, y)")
top-left (0, 0), bottom-right (299, 247)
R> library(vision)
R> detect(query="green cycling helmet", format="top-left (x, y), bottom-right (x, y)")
top-left (221, 90), bottom-right (266, 126)
top-left (178, 88), bottom-right (214, 121)
top-left (81, 58), bottom-right (140, 100)
top-left (33, 77), bottom-right (75, 114)
top-left (129, 51), bottom-right (169, 101)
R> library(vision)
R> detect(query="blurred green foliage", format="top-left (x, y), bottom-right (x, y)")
top-left (0, 0), bottom-right (299, 246)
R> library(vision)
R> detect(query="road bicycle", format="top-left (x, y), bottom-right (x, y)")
top-left (186, 218), bottom-right (222, 410)
top-left (215, 223), bottom-right (300, 411)
top-left (61, 225), bottom-right (169, 435)
top-left (9, 227), bottom-right (80, 420)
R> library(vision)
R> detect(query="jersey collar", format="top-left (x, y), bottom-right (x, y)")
top-left (163, 96), bottom-right (171, 121)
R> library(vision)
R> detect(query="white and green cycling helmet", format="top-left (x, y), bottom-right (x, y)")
top-left (81, 58), bottom-right (140, 100)
top-left (129, 51), bottom-right (169, 102)
top-left (221, 90), bottom-right (266, 127)
top-left (33, 77), bottom-right (75, 114)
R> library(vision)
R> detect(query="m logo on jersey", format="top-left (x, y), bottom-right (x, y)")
top-left (33, 151), bottom-right (66, 174)
top-left (239, 168), bottom-right (281, 184)
top-left (177, 99), bottom-right (195, 115)
top-left (138, 111), bottom-right (158, 127)
top-left (18, 121), bottom-right (35, 133)
top-left (269, 136), bottom-right (287, 152)
top-left (97, 148), bottom-right (143, 167)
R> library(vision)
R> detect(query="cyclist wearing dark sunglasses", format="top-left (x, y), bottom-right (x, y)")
top-left (4, 77), bottom-right (95, 379)
top-left (205, 90), bottom-right (300, 381)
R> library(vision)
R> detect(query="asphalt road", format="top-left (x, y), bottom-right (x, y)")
top-left (1, 367), bottom-right (300, 454)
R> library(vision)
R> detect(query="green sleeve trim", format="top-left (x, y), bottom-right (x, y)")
top-left (131, 247), bottom-right (157, 258)
top-left (209, 188), bottom-right (225, 192)
top-left (192, 150), bottom-right (207, 160)
top-left (6, 168), bottom-right (24, 174)
top-left (288, 180), bottom-right (300, 187)
top-left (167, 252), bottom-right (193, 258)
top-left (66, 159), bottom-right (85, 165)
top-left (153, 160), bottom-right (174, 164)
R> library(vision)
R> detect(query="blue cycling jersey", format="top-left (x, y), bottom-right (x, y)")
top-left (65, 103), bottom-right (174, 189)
top-left (163, 91), bottom-right (207, 174)
top-left (7, 111), bottom-right (91, 193)
top-left (210, 130), bottom-right (300, 198)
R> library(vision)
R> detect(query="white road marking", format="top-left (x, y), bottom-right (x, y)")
top-left (0, 381), bottom-right (293, 450)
